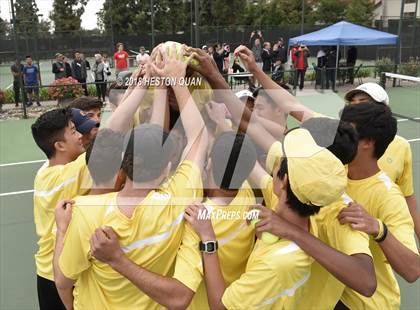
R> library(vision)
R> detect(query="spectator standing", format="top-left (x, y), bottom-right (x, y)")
top-left (63, 55), bottom-right (72, 78)
top-left (210, 43), bottom-right (229, 75)
top-left (293, 44), bottom-right (310, 90)
top-left (316, 47), bottom-right (327, 88)
top-left (249, 30), bottom-right (263, 69)
top-left (222, 43), bottom-right (231, 73)
top-left (52, 53), bottom-right (66, 80)
top-left (103, 54), bottom-right (112, 82)
top-left (272, 38), bottom-right (287, 82)
top-left (71, 51), bottom-right (89, 96)
top-left (22, 55), bottom-right (41, 107)
top-left (346, 46), bottom-right (358, 84)
top-left (114, 43), bottom-right (129, 77)
top-left (92, 54), bottom-right (107, 102)
top-left (326, 46), bottom-right (339, 90)
top-left (10, 59), bottom-right (24, 107)
top-left (136, 46), bottom-right (149, 67)
top-left (261, 42), bottom-right (272, 73)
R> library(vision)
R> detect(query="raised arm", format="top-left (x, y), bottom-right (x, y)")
top-left (152, 43), bottom-right (208, 168)
top-left (234, 45), bottom-right (315, 122)
top-left (106, 45), bottom-right (162, 132)
top-left (186, 47), bottom-right (276, 153)
top-left (105, 68), bottom-right (149, 132)
top-left (149, 84), bottom-right (169, 130)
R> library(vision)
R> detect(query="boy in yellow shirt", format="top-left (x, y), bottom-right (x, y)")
top-left (186, 47), bottom-right (377, 305)
top-left (53, 44), bottom-right (207, 310)
top-left (185, 127), bottom-right (348, 309)
top-left (31, 107), bottom-right (92, 310)
top-left (336, 103), bottom-right (419, 309)
top-left (89, 130), bottom-right (258, 310)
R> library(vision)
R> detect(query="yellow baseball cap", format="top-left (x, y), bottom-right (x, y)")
top-left (283, 128), bottom-right (347, 207)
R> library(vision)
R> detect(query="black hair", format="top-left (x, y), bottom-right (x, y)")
top-left (210, 132), bottom-right (257, 190)
top-left (340, 103), bottom-right (396, 159)
top-left (25, 55), bottom-right (32, 59)
top-left (31, 108), bottom-right (72, 159)
top-left (70, 96), bottom-right (103, 112)
top-left (277, 158), bottom-right (320, 217)
top-left (121, 125), bottom-right (175, 183)
top-left (86, 129), bottom-right (124, 185)
top-left (301, 117), bottom-right (358, 165)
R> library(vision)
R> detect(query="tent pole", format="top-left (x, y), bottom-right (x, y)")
top-left (334, 44), bottom-right (339, 92)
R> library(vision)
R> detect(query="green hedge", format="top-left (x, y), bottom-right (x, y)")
top-left (2, 84), bottom-right (101, 104)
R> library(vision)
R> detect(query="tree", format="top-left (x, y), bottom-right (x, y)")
top-left (38, 18), bottom-right (52, 38)
top-left (97, 0), bottom-right (146, 35)
top-left (199, 0), bottom-right (246, 28)
top-left (14, 0), bottom-right (40, 37)
top-left (154, 0), bottom-right (189, 35)
top-left (346, 0), bottom-right (375, 26)
top-left (0, 18), bottom-right (11, 38)
top-left (312, 0), bottom-right (347, 25)
top-left (50, 0), bottom-right (87, 34)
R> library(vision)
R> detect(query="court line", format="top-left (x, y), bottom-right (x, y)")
top-left (398, 118), bottom-right (420, 122)
top-left (408, 138), bottom-right (420, 143)
top-left (0, 159), bottom-right (46, 167)
top-left (0, 189), bottom-right (34, 197)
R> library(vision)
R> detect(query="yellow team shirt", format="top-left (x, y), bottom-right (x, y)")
top-left (172, 182), bottom-right (256, 309)
top-left (260, 174), bottom-right (279, 211)
top-left (341, 171), bottom-right (418, 309)
top-left (33, 153), bottom-right (91, 280)
top-left (59, 160), bottom-right (202, 310)
top-left (378, 135), bottom-right (414, 197)
top-left (309, 112), bottom-right (414, 197)
top-left (296, 193), bottom-right (372, 310)
top-left (221, 218), bottom-right (318, 310)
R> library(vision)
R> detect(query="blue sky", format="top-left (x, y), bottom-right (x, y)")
top-left (0, 0), bottom-right (104, 30)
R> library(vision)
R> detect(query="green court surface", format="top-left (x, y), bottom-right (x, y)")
top-left (0, 87), bottom-right (419, 309)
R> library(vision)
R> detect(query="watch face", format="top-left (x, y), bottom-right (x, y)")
top-left (207, 243), bottom-right (215, 252)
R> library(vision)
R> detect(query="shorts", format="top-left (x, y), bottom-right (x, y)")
top-left (37, 275), bottom-right (66, 310)
top-left (26, 82), bottom-right (39, 94)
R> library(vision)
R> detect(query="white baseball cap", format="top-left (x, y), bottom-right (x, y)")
top-left (344, 83), bottom-right (389, 105)
top-left (235, 89), bottom-right (254, 100)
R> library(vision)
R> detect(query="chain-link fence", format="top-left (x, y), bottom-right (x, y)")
top-left (1, 19), bottom-right (419, 63)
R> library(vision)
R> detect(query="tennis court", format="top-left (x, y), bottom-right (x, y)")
top-left (0, 86), bottom-right (419, 309)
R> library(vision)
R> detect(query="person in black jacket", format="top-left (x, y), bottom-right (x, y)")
top-left (210, 43), bottom-right (229, 75)
top-left (261, 42), bottom-right (272, 73)
top-left (52, 53), bottom-right (66, 80)
top-left (63, 55), bottom-right (72, 78)
top-left (346, 46), bottom-right (358, 84)
top-left (71, 51), bottom-right (89, 96)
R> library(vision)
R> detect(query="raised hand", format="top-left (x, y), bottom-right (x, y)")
top-left (233, 45), bottom-right (257, 72)
top-left (151, 43), bottom-right (194, 80)
top-left (184, 46), bottom-right (219, 79)
top-left (205, 101), bottom-right (230, 125)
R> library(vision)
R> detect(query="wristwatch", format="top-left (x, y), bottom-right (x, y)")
top-left (199, 240), bottom-right (218, 253)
